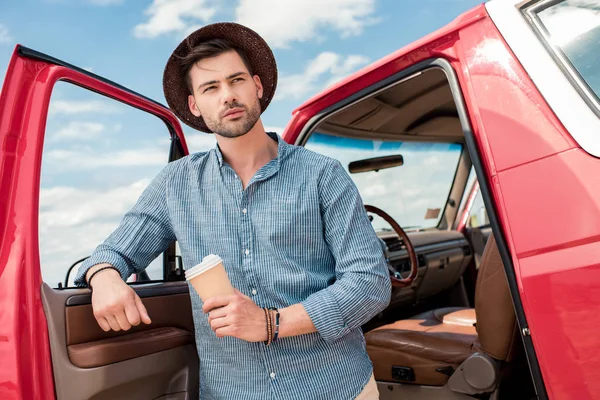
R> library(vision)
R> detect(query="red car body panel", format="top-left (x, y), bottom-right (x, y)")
top-left (1, 2), bottom-right (599, 399)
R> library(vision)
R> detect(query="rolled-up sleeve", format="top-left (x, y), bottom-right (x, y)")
top-left (74, 164), bottom-right (176, 286)
top-left (302, 160), bottom-right (391, 343)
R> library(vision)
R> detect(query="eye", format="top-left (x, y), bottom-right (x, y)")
top-left (232, 78), bottom-right (244, 83)
top-left (203, 86), bottom-right (216, 93)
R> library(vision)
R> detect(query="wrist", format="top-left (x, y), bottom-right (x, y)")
top-left (86, 264), bottom-right (121, 289)
top-left (85, 263), bottom-right (112, 282)
top-left (268, 307), bottom-right (280, 342)
top-left (261, 307), bottom-right (280, 345)
top-left (263, 308), bottom-right (273, 345)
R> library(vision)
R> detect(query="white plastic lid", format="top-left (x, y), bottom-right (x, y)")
top-left (185, 254), bottom-right (223, 280)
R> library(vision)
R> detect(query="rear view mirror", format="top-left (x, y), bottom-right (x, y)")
top-left (348, 154), bottom-right (404, 174)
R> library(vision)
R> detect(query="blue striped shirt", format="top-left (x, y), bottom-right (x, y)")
top-left (75, 132), bottom-right (391, 400)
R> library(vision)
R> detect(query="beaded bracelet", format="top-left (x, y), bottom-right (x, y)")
top-left (268, 307), bottom-right (280, 342)
top-left (87, 266), bottom-right (120, 290)
top-left (263, 307), bottom-right (273, 346)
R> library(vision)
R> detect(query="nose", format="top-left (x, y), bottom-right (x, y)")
top-left (221, 84), bottom-right (237, 106)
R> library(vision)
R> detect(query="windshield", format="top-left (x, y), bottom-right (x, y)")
top-left (304, 132), bottom-right (463, 231)
top-left (536, 0), bottom-right (600, 101)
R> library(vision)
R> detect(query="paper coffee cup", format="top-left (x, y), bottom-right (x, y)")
top-left (185, 254), bottom-right (234, 302)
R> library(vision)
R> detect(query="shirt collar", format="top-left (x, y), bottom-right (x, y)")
top-left (214, 131), bottom-right (288, 171)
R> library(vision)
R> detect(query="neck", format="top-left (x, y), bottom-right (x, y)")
top-left (215, 120), bottom-right (278, 183)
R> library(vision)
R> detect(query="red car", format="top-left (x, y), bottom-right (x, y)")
top-left (1, 0), bottom-right (599, 399)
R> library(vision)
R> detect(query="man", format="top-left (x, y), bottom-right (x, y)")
top-left (75, 22), bottom-right (390, 400)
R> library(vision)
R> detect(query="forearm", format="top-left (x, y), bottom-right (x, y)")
top-left (278, 304), bottom-right (317, 338)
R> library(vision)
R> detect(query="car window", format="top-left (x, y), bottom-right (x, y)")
top-left (531, 0), bottom-right (600, 106)
top-left (304, 132), bottom-right (463, 231)
top-left (40, 81), bottom-right (172, 288)
top-left (458, 167), bottom-right (489, 229)
top-left (467, 187), bottom-right (488, 228)
top-left (458, 166), bottom-right (477, 219)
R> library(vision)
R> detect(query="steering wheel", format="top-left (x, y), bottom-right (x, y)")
top-left (365, 205), bottom-right (418, 287)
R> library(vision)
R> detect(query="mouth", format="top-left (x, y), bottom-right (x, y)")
top-left (222, 108), bottom-right (245, 119)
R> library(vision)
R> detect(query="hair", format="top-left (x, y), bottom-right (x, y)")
top-left (178, 38), bottom-right (254, 94)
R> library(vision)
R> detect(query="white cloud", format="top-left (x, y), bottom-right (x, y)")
top-left (87, 0), bottom-right (123, 5)
top-left (306, 141), bottom-right (461, 229)
top-left (133, 0), bottom-right (217, 39)
top-left (46, 147), bottom-right (167, 169)
top-left (52, 121), bottom-right (105, 141)
top-left (40, 180), bottom-right (149, 228)
top-left (49, 100), bottom-right (120, 115)
top-left (236, 0), bottom-right (377, 49)
top-left (38, 179), bottom-right (158, 286)
top-left (184, 132), bottom-right (217, 153)
top-left (0, 24), bottom-right (12, 44)
top-left (264, 126), bottom-right (284, 134)
top-left (276, 52), bottom-right (369, 101)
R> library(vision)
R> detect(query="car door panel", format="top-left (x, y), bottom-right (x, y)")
top-left (0, 44), bottom-right (198, 399)
top-left (41, 282), bottom-right (198, 400)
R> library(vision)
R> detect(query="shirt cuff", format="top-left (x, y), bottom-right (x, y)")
top-left (73, 249), bottom-right (133, 287)
top-left (302, 289), bottom-right (350, 343)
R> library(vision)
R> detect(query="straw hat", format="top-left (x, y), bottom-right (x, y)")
top-left (163, 22), bottom-right (278, 133)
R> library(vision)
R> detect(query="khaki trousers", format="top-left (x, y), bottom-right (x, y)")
top-left (355, 374), bottom-right (379, 399)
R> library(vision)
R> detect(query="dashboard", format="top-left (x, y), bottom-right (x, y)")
top-left (378, 230), bottom-right (473, 309)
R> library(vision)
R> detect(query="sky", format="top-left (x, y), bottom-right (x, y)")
top-left (0, 0), bottom-right (484, 130)
top-left (0, 0), bottom-right (486, 286)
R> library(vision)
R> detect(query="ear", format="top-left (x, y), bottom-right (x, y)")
top-left (188, 94), bottom-right (202, 117)
top-left (253, 75), bottom-right (264, 100)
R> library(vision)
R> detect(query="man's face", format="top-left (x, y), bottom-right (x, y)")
top-left (187, 50), bottom-right (263, 138)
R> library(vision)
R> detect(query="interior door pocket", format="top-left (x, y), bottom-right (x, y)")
top-left (68, 327), bottom-right (194, 368)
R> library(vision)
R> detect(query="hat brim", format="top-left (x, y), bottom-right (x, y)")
top-left (163, 22), bottom-right (277, 133)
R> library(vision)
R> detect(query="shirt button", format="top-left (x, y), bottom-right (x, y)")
top-left (251, 289), bottom-right (257, 295)
top-left (242, 208), bottom-right (247, 214)
top-left (270, 372), bottom-right (276, 379)
top-left (244, 249), bottom-right (250, 255)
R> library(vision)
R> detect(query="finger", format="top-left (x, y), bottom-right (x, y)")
top-left (135, 295), bottom-right (152, 325)
top-left (96, 316), bottom-right (111, 332)
top-left (214, 325), bottom-right (234, 339)
top-left (114, 310), bottom-right (132, 331)
top-left (124, 296), bottom-right (141, 327)
top-left (210, 316), bottom-right (229, 331)
top-left (105, 314), bottom-right (121, 331)
top-left (207, 306), bottom-right (228, 322)
top-left (202, 295), bottom-right (234, 314)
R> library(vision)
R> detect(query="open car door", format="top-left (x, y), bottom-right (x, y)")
top-left (0, 45), bottom-right (198, 400)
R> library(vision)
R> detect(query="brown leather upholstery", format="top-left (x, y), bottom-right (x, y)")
top-left (65, 293), bottom-right (194, 345)
top-left (474, 235), bottom-right (519, 361)
top-left (366, 234), bottom-right (518, 386)
top-left (366, 308), bottom-right (479, 385)
top-left (68, 327), bottom-right (194, 368)
top-left (436, 308), bottom-right (476, 327)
